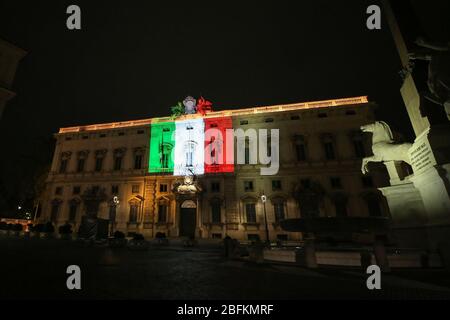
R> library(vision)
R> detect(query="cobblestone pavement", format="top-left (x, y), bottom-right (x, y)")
top-left (1, 238), bottom-right (449, 300)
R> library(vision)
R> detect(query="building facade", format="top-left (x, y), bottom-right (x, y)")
top-left (39, 96), bottom-right (390, 241)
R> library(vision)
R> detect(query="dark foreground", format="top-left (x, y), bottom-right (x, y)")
top-left (1, 238), bottom-right (450, 300)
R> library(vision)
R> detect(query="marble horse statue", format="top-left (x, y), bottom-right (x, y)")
top-left (360, 121), bottom-right (412, 174)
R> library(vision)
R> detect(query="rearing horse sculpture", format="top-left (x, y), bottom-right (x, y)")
top-left (360, 121), bottom-right (412, 174)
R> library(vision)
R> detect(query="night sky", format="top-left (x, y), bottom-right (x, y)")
top-left (0, 0), bottom-right (448, 214)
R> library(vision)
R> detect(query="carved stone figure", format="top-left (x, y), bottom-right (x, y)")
top-left (183, 96), bottom-right (197, 114)
top-left (174, 173), bottom-right (202, 195)
top-left (409, 37), bottom-right (450, 119)
top-left (360, 121), bottom-right (412, 174)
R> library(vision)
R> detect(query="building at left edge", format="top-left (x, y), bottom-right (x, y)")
top-left (37, 96), bottom-right (390, 241)
top-left (0, 38), bottom-right (27, 119)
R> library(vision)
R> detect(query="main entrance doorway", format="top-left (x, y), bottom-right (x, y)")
top-left (180, 200), bottom-right (197, 238)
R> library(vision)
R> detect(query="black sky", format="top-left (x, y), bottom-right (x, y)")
top-left (0, 0), bottom-right (448, 212)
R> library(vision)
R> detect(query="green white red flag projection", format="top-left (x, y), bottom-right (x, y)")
top-left (148, 97), bottom-right (234, 176)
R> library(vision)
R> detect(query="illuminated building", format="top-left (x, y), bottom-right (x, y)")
top-left (39, 96), bottom-right (390, 241)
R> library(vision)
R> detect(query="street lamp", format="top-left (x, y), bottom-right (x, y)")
top-left (110, 196), bottom-right (120, 236)
top-left (261, 194), bottom-right (270, 245)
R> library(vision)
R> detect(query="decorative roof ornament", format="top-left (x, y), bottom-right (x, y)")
top-left (196, 96), bottom-right (213, 115)
top-left (183, 96), bottom-right (197, 114)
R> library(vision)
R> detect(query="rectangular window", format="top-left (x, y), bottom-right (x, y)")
top-left (77, 159), bottom-right (85, 173)
top-left (129, 205), bottom-right (138, 223)
top-left (212, 233), bottom-right (222, 239)
top-left (330, 177), bottom-right (342, 189)
top-left (114, 157), bottom-right (122, 171)
top-left (111, 185), bottom-right (119, 195)
top-left (95, 158), bottom-right (103, 172)
top-left (272, 180), bottom-right (282, 191)
top-left (158, 205), bottom-right (167, 223)
top-left (274, 202), bottom-right (285, 222)
top-left (161, 153), bottom-right (169, 168)
top-left (50, 203), bottom-right (60, 222)
top-left (245, 203), bottom-right (256, 223)
top-left (159, 184), bottom-right (168, 193)
top-left (244, 146), bottom-right (250, 164)
top-left (300, 179), bottom-right (311, 189)
top-left (211, 182), bottom-right (220, 193)
top-left (248, 234), bottom-right (260, 242)
top-left (73, 186), bottom-right (81, 195)
top-left (324, 142), bottom-right (335, 160)
top-left (55, 187), bottom-right (63, 196)
top-left (211, 202), bottom-right (221, 223)
top-left (69, 203), bottom-right (78, 221)
top-left (134, 155), bottom-right (143, 170)
top-left (296, 144), bottom-right (306, 161)
top-left (59, 159), bottom-right (68, 174)
top-left (244, 181), bottom-right (254, 192)
top-left (132, 185), bottom-right (140, 194)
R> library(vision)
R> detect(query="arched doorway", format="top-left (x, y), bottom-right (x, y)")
top-left (180, 200), bottom-right (197, 238)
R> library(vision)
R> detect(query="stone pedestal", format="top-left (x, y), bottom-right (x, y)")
top-left (381, 125), bottom-right (450, 257)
